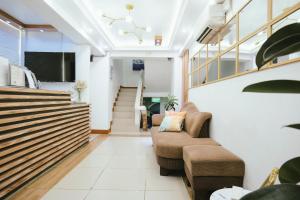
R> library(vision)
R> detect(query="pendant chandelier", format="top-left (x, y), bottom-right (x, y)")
top-left (102, 4), bottom-right (152, 44)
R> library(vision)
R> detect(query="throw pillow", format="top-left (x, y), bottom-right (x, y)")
top-left (159, 115), bottom-right (185, 132)
top-left (165, 111), bottom-right (187, 118)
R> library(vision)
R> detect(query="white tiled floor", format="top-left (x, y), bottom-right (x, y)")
top-left (42, 136), bottom-right (190, 200)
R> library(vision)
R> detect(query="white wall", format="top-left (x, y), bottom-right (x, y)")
top-left (24, 31), bottom-right (91, 102)
top-left (120, 58), bottom-right (141, 87)
top-left (0, 56), bottom-right (9, 86)
top-left (111, 59), bottom-right (122, 98)
top-left (171, 57), bottom-right (183, 110)
top-left (144, 58), bottom-right (172, 97)
top-left (189, 63), bottom-right (300, 190)
top-left (109, 59), bottom-right (122, 121)
top-left (25, 31), bottom-right (76, 53)
top-left (0, 20), bottom-right (21, 65)
top-left (75, 45), bottom-right (91, 102)
top-left (114, 58), bottom-right (173, 98)
top-left (90, 56), bottom-right (111, 130)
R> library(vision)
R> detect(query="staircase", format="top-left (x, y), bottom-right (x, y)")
top-left (111, 88), bottom-right (140, 133)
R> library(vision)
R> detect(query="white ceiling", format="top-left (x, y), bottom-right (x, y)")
top-left (80, 0), bottom-right (182, 48)
top-left (0, 0), bottom-right (210, 54)
top-left (0, 0), bottom-right (48, 24)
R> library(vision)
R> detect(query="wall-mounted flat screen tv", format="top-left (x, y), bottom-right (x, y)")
top-left (25, 52), bottom-right (75, 82)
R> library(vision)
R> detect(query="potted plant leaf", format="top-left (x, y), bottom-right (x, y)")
top-left (164, 95), bottom-right (178, 111)
top-left (241, 23), bottom-right (300, 200)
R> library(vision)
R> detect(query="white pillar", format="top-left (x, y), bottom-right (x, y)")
top-left (75, 45), bottom-right (91, 103)
top-left (171, 57), bottom-right (183, 110)
top-left (90, 55), bottom-right (111, 130)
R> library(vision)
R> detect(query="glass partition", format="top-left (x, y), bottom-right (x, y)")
top-left (191, 54), bottom-right (199, 71)
top-left (220, 48), bottom-right (236, 78)
top-left (199, 66), bottom-right (206, 85)
top-left (207, 34), bottom-right (219, 60)
top-left (192, 69), bottom-right (199, 87)
top-left (189, 1), bottom-right (300, 88)
top-left (272, 9), bottom-right (300, 64)
top-left (220, 17), bottom-right (237, 52)
top-left (239, 0), bottom-right (268, 40)
top-left (239, 29), bottom-right (268, 72)
top-left (273, 0), bottom-right (299, 18)
top-left (272, 9), bottom-right (300, 32)
top-left (207, 59), bottom-right (218, 82)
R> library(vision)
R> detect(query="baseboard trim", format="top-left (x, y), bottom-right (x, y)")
top-left (91, 129), bottom-right (111, 134)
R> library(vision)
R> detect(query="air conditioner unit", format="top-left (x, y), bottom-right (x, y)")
top-left (196, 4), bottom-right (226, 44)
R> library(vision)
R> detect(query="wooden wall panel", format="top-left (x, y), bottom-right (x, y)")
top-left (0, 87), bottom-right (90, 199)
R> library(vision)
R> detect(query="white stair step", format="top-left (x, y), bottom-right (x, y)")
top-left (121, 88), bottom-right (137, 92)
top-left (113, 111), bottom-right (135, 118)
top-left (120, 91), bottom-right (137, 94)
top-left (119, 93), bottom-right (136, 97)
top-left (116, 101), bottom-right (135, 106)
top-left (114, 106), bottom-right (134, 112)
top-left (118, 96), bottom-right (136, 101)
top-left (119, 92), bottom-right (136, 96)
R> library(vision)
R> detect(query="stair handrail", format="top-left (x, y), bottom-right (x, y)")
top-left (135, 70), bottom-right (147, 130)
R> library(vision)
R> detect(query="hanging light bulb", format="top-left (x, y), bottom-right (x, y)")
top-left (155, 35), bottom-right (162, 46)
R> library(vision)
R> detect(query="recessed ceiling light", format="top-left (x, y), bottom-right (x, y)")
top-left (155, 35), bottom-right (162, 46)
top-left (146, 26), bottom-right (152, 32)
top-left (40, 29), bottom-right (44, 32)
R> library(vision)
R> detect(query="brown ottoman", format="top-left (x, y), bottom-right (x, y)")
top-left (183, 145), bottom-right (245, 200)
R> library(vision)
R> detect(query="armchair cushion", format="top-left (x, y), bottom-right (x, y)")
top-left (152, 114), bottom-right (164, 126)
top-left (185, 112), bottom-right (212, 138)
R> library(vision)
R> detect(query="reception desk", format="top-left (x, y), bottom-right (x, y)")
top-left (0, 87), bottom-right (90, 199)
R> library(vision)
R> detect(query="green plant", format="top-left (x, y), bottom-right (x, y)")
top-left (146, 102), bottom-right (160, 117)
top-left (241, 184), bottom-right (300, 200)
top-left (243, 79), bottom-right (300, 130)
top-left (241, 23), bottom-right (300, 199)
top-left (164, 95), bottom-right (178, 111)
top-left (241, 157), bottom-right (300, 200)
top-left (256, 23), bottom-right (300, 69)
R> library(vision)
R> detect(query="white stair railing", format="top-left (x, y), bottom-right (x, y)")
top-left (135, 70), bottom-right (146, 129)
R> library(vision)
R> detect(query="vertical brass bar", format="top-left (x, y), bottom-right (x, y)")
top-left (236, 15), bottom-right (240, 74)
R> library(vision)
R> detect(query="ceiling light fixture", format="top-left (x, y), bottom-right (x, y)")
top-left (102, 4), bottom-right (152, 44)
top-left (40, 29), bottom-right (44, 32)
top-left (155, 35), bottom-right (162, 46)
